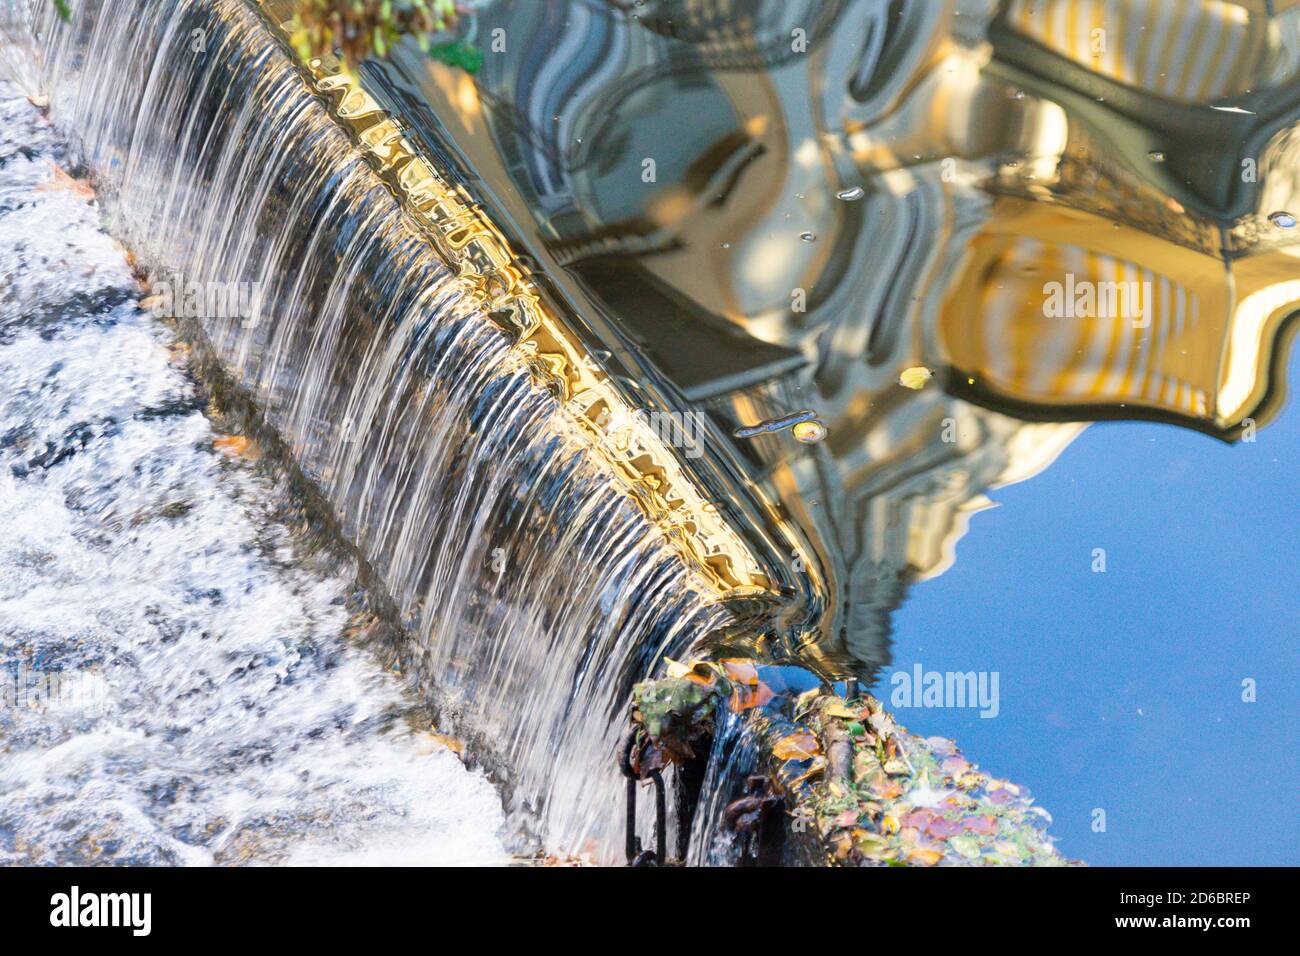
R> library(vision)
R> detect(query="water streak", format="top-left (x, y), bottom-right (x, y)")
top-left (0, 81), bottom-right (507, 864)
top-left (7, 0), bottom-right (734, 856)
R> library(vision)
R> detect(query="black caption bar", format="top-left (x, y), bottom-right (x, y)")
top-left (0, 865), bottom-right (1288, 940)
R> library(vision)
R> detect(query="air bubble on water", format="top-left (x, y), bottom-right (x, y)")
top-left (837, 186), bottom-right (865, 201)
top-left (1148, 151), bottom-right (1166, 162)
top-left (800, 231), bottom-right (816, 242)
top-left (1268, 211), bottom-right (1297, 228)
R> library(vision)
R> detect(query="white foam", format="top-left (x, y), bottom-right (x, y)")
top-left (0, 82), bottom-right (507, 866)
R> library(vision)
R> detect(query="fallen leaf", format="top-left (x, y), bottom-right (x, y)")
top-left (728, 679), bottom-right (774, 712)
top-left (901, 809), bottom-right (935, 831)
top-left (663, 657), bottom-right (692, 679)
top-left (899, 366), bottom-right (932, 390)
top-left (720, 658), bottom-right (758, 686)
top-left (38, 162), bottom-right (94, 201)
top-left (907, 847), bottom-right (943, 866)
top-left (963, 815), bottom-right (998, 835)
top-left (792, 687), bottom-right (821, 720)
top-left (789, 755), bottom-right (826, 787)
top-left (949, 835), bottom-right (982, 860)
top-left (834, 809), bottom-right (859, 829)
top-left (213, 435), bottom-right (256, 458)
top-left (822, 700), bottom-right (861, 719)
top-left (852, 829), bottom-right (891, 858)
top-left (899, 369), bottom-right (930, 392)
top-left (986, 778), bottom-right (1019, 795)
top-left (664, 657), bottom-right (717, 687)
top-left (942, 756), bottom-right (971, 777)
top-left (413, 732), bottom-right (463, 756)
top-left (772, 731), bottom-right (820, 762)
top-left (926, 816), bottom-right (962, 839)
top-left (428, 733), bottom-right (463, 755)
top-left (868, 711), bottom-right (897, 739)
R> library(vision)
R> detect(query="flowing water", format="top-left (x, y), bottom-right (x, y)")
top-left (0, 80), bottom-right (507, 864)
top-left (3, 0), bottom-right (737, 859)
top-left (4, 0), bottom-right (1296, 867)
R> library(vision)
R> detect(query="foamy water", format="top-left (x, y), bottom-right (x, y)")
top-left (0, 83), bottom-right (507, 865)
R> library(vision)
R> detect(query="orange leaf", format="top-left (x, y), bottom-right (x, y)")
top-left (720, 658), bottom-right (759, 686)
top-left (772, 731), bottom-right (820, 761)
top-left (38, 162), bottom-right (94, 201)
top-left (907, 847), bottom-right (943, 866)
top-left (728, 680), bottom-right (774, 712)
top-left (665, 657), bottom-right (717, 687)
top-left (428, 733), bottom-right (464, 755)
top-left (214, 435), bottom-right (255, 458)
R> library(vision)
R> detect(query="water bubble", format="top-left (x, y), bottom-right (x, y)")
top-left (800, 231), bottom-right (816, 242)
top-left (1148, 151), bottom-right (1166, 162)
top-left (1268, 211), bottom-right (1297, 228)
top-left (792, 420), bottom-right (827, 443)
top-left (836, 186), bottom-right (865, 201)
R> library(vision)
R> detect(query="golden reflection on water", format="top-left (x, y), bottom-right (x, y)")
top-left (319, 0), bottom-right (1299, 679)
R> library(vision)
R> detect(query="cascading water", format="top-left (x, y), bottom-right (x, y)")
top-left (4, 0), bottom-right (738, 856)
top-left (0, 80), bottom-right (507, 864)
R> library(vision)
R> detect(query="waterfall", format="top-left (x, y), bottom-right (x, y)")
top-left (5, 0), bottom-right (742, 857)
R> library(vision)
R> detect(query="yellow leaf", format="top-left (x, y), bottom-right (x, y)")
top-left (852, 829), bottom-right (890, 858)
top-left (899, 366), bottom-right (932, 390)
top-left (663, 657), bottom-right (692, 679)
top-left (907, 847), bottom-right (943, 866)
top-left (772, 731), bottom-right (821, 762)
top-left (789, 755), bottom-right (826, 787)
top-left (822, 700), bottom-right (862, 719)
top-left (664, 657), bottom-right (717, 686)
top-left (792, 687), bottom-right (821, 720)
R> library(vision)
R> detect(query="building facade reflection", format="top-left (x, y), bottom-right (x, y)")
top-left (365, 0), bottom-right (1299, 679)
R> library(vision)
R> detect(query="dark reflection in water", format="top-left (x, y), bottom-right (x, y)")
top-left (357, 0), bottom-right (1298, 862)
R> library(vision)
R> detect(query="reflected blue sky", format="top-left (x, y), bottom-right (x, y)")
top-left (872, 350), bottom-right (1300, 866)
